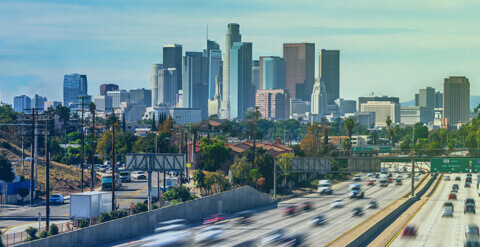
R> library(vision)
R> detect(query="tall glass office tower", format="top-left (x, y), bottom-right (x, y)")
top-left (63, 74), bottom-right (87, 107)
top-left (229, 42), bottom-right (253, 120)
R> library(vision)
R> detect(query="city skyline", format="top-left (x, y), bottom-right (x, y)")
top-left (2, 1), bottom-right (480, 104)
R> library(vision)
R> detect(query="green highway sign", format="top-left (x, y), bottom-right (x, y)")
top-left (430, 158), bottom-right (470, 173)
top-left (352, 147), bottom-right (374, 153)
top-left (379, 147), bottom-right (391, 153)
top-left (472, 159), bottom-right (480, 173)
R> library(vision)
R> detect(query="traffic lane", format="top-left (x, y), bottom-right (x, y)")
top-left (307, 176), bottom-right (418, 246)
top-left (222, 176), bottom-right (417, 246)
top-left (390, 174), bottom-right (471, 247)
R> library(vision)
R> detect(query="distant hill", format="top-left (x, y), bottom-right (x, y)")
top-left (401, 96), bottom-right (480, 111)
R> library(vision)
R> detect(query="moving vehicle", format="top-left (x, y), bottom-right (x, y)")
top-left (203, 213), bottom-right (227, 225)
top-left (118, 170), bottom-right (131, 183)
top-left (70, 192), bottom-right (111, 219)
top-left (442, 206), bottom-right (453, 217)
top-left (318, 180), bottom-right (333, 195)
top-left (131, 171), bottom-right (147, 180)
top-left (401, 225), bottom-right (417, 237)
top-left (349, 184), bottom-right (362, 198)
top-left (308, 215), bottom-right (327, 226)
top-left (465, 238), bottom-right (480, 247)
top-left (395, 179), bottom-right (402, 185)
top-left (283, 205), bottom-right (296, 216)
top-left (414, 176), bottom-right (419, 181)
top-left (444, 202), bottom-right (454, 211)
top-left (367, 173), bottom-right (373, 177)
top-left (456, 176), bottom-right (461, 181)
top-left (49, 194), bottom-right (65, 204)
top-left (279, 234), bottom-right (306, 247)
top-left (367, 201), bottom-right (378, 209)
top-left (140, 230), bottom-right (192, 246)
top-left (449, 193), bottom-right (458, 200)
top-left (445, 176), bottom-right (450, 181)
top-left (352, 207), bottom-right (363, 216)
top-left (452, 187), bottom-right (459, 193)
top-left (353, 175), bottom-right (362, 181)
top-left (155, 219), bottom-right (187, 233)
top-left (366, 180), bottom-right (375, 186)
top-left (465, 203), bottom-right (476, 214)
top-left (261, 229), bottom-right (286, 245)
top-left (234, 210), bottom-right (255, 225)
top-left (195, 225), bottom-right (224, 243)
top-left (466, 182), bottom-right (472, 188)
top-left (380, 178), bottom-right (388, 187)
top-left (331, 199), bottom-right (344, 208)
top-left (298, 201), bottom-right (313, 211)
top-left (466, 198), bottom-right (476, 206)
top-left (396, 173), bottom-right (403, 178)
top-left (101, 173), bottom-right (122, 191)
top-left (466, 224), bottom-right (480, 238)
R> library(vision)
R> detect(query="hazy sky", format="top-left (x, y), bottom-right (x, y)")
top-left (1, 0), bottom-right (480, 104)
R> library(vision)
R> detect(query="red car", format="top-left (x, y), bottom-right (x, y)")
top-left (284, 205), bottom-right (296, 216)
top-left (401, 225), bottom-right (417, 237)
top-left (387, 178), bottom-right (393, 183)
top-left (448, 193), bottom-right (457, 200)
top-left (297, 202), bottom-right (313, 211)
top-left (203, 213), bottom-right (227, 225)
top-left (366, 180), bottom-right (375, 186)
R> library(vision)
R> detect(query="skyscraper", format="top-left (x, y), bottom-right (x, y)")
top-left (311, 79), bottom-right (327, 115)
top-left (221, 23), bottom-right (241, 119)
top-left (150, 64), bottom-right (162, 106)
top-left (283, 43), bottom-right (315, 100)
top-left (158, 68), bottom-right (178, 106)
top-left (205, 40), bottom-right (222, 100)
top-left (261, 56), bottom-right (286, 90)
top-left (32, 94), bottom-right (47, 112)
top-left (229, 42), bottom-right (253, 120)
top-left (319, 49), bottom-right (340, 104)
top-left (13, 95), bottom-right (31, 113)
top-left (100, 84), bottom-right (119, 96)
top-left (434, 91), bottom-right (443, 108)
top-left (163, 44), bottom-right (183, 91)
top-left (252, 60), bottom-right (260, 90)
top-left (417, 86), bottom-right (435, 108)
top-left (443, 76), bottom-right (470, 126)
top-left (130, 88), bottom-right (152, 107)
top-left (182, 52), bottom-right (209, 119)
top-left (63, 74), bottom-right (87, 107)
top-left (107, 90), bottom-right (130, 108)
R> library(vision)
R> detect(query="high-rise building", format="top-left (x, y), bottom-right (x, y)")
top-left (334, 98), bottom-right (356, 115)
top-left (401, 106), bottom-right (434, 125)
top-left (130, 88), bottom-right (152, 107)
top-left (32, 94), bottom-right (47, 112)
top-left (107, 90), bottom-right (130, 108)
top-left (94, 95), bottom-right (112, 112)
top-left (256, 89), bottom-right (290, 120)
top-left (13, 95), bottom-right (31, 113)
top-left (182, 52), bottom-right (209, 119)
top-left (261, 56), bottom-right (286, 90)
top-left (417, 86), bottom-right (435, 108)
top-left (163, 44), bottom-right (183, 91)
top-left (443, 76), bottom-right (470, 126)
top-left (229, 42), bottom-right (253, 120)
top-left (435, 91), bottom-right (443, 108)
top-left (290, 98), bottom-right (309, 119)
top-left (100, 84), bottom-right (119, 96)
top-left (205, 40), bottom-right (222, 100)
top-left (63, 74), bottom-right (87, 107)
top-left (150, 64), bottom-right (163, 106)
top-left (360, 101), bottom-right (401, 127)
top-left (358, 95), bottom-right (400, 110)
top-left (208, 62), bottom-right (224, 117)
top-left (311, 79), bottom-right (328, 115)
top-left (44, 101), bottom-right (62, 111)
top-left (283, 43), bottom-right (315, 100)
top-left (221, 23), bottom-right (241, 119)
top-left (252, 60), bottom-right (260, 90)
top-left (158, 68), bottom-right (178, 106)
top-left (319, 49), bottom-right (340, 104)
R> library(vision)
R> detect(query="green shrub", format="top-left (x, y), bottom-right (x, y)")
top-left (109, 210), bottom-right (117, 220)
top-left (48, 223), bottom-right (59, 236)
top-left (99, 212), bottom-right (111, 223)
top-left (23, 227), bottom-right (38, 242)
top-left (78, 219), bottom-right (90, 228)
top-left (118, 210), bottom-right (128, 218)
top-left (133, 202), bottom-right (148, 214)
top-left (152, 205), bottom-right (159, 210)
top-left (39, 230), bottom-right (49, 238)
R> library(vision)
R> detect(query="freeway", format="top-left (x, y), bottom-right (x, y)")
top-left (112, 169), bottom-right (424, 246)
top-left (390, 173), bottom-right (477, 247)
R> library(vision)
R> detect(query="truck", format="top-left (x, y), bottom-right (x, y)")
top-left (101, 173), bottom-right (122, 191)
top-left (349, 184), bottom-right (363, 199)
top-left (70, 191), bottom-right (112, 219)
top-left (118, 170), bottom-right (131, 183)
top-left (317, 180), bottom-right (332, 195)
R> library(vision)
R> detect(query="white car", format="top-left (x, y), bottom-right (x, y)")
top-left (195, 225), bottom-right (224, 243)
top-left (414, 176), bottom-right (419, 181)
top-left (142, 230), bottom-right (192, 246)
top-left (331, 199), bottom-right (344, 208)
top-left (442, 206), bottom-right (453, 217)
top-left (396, 173), bottom-right (403, 178)
top-left (367, 173), bottom-right (373, 177)
top-left (262, 229), bottom-right (286, 245)
top-left (131, 171), bottom-right (147, 180)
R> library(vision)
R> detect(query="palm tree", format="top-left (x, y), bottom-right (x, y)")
top-left (344, 118), bottom-right (355, 139)
top-left (386, 116), bottom-right (392, 146)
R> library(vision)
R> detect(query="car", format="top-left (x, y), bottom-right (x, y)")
top-left (395, 179), bottom-right (403, 185)
top-left (283, 205), bottom-right (296, 216)
top-left (465, 203), bottom-right (476, 214)
top-left (388, 173), bottom-right (393, 178)
top-left (449, 193), bottom-right (458, 200)
top-left (353, 207), bottom-right (363, 216)
top-left (367, 173), bottom-right (373, 177)
top-left (466, 182), bottom-right (472, 188)
top-left (49, 194), bottom-right (64, 204)
top-left (445, 176), bottom-right (451, 181)
top-left (396, 173), bottom-right (403, 178)
top-left (366, 180), bottom-right (375, 186)
top-left (131, 171), bottom-right (147, 180)
top-left (444, 202), bottom-right (454, 211)
top-left (466, 198), bottom-right (476, 206)
top-left (234, 210), bottom-right (255, 225)
top-left (442, 206), bottom-right (453, 217)
top-left (203, 213), bottom-right (227, 225)
top-left (387, 178), bottom-right (393, 183)
top-left (453, 184), bottom-right (459, 189)
top-left (353, 175), bottom-right (361, 181)
top-left (298, 201), bottom-right (313, 211)
top-left (401, 225), bottom-right (417, 237)
top-left (456, 177), bottom-right (461, 181)
top-left (466, 224), bottom-right (480, 238)
top-left (452, 187), bottom-right (459, 193)
top-left (465, 238), bottom-right (480, 247)
top-left (331, 199), bottom-right (344, 208)
top-left (195, 225), bottom-right (224, 243)
top-left (406, 173), bottom-right (412, 178)
top-left (261, 229), bottom-right (286, 245)
top-left (308, 215), bottom-right (327, 226)
top-left (414, 176), bottom-right (419, 181)
top-left (278, 234), bottom-right (305, 247)
top-left (374, 173), bottom-right (380, 178)
top-left (367, 201), bottom-right (378, 209)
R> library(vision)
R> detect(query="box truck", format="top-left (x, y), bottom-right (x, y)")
top-left (70, 191), bottom-right (112, 219)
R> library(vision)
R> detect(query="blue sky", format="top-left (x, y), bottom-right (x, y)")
top-left (1, 0), bottom-right (480, 104)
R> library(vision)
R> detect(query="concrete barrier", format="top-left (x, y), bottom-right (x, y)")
top-left (15, 186), bottom-right (276, 247)
top-left (346, 174), bottom-right (438, 247)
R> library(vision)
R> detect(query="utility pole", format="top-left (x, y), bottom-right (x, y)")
top-left (24, 107), bottom-right (41, 205)
top-left (90, 105), bottom-right (96, 191)
top-left (77, 96), bottom-right (87, 193)
top-left (411, 158), bottom-right (415, 197)
top-left (252, 107), bottom-right (259, 170)
top-left (106, 108), bottom-right (117, 211)
top-left (44, 115), bottom-right (52, 229)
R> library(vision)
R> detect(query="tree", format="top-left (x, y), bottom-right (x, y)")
top-left (300, 122), bottom-right (322, 156)
top-left (199, 137), bottom-right (231, 171)
top-left (230, 156), bottom-right (251, 185)
top-left (385, 116), bottom-right (392, 146)
top-left (192, 169), bottom-right (206, 190)
top-left (344, 118), bottom-right (355, 139)
top-left (122, 114), bottom-right (126, 132)
top-left (17, 187), bottom-right (29, 203)
top-left (54, 105), bottom-right (71, 128)
top-left (48, 224), bottom-right (59, 236)
top-left (0, 155), bottom-right (15, 183)
top-left (161, 186), bottom-right (195, 202)
top-left (341, 138), bottom-right (352, 151)
top-left (24, 227), bottom-right (38, 242)
top-left (151, 113), bottom-right (156, 131)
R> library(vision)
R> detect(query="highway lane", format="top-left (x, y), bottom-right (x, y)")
top-left (390, 173), bottom-right (477, 247)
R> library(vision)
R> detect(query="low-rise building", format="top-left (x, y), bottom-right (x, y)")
top-left (401, 106), bottom-right (434, 125)
top-left (360, 101), bottom-right (400, 127)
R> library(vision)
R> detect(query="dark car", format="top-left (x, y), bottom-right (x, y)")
top-left (466, 198), bottom-right (476, 206)
top-left (456, 176), bottom-right (461, 181)
top-left (395, 179), bottom-right (402, 185)
top-left (367, 201), bottom-right (378, 209)
top-left (465, 238), bottom-right (480, 247)
top-left (465, 203), bottom-right (476, 214)
top-left (298, 201), bottom-right (313, 211)
top-left (466, 182), bottom-right (472, 188)
top-left (284, 205), bottom-right (296, 216)
top-left (444, 202), bottom-right (454, 211)
top-left (466, 224), bottom-right (480, 238)
top-left (453, 184), bottom-right (459, 189)
top-left (353, 207), bottom-right (363, 216)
